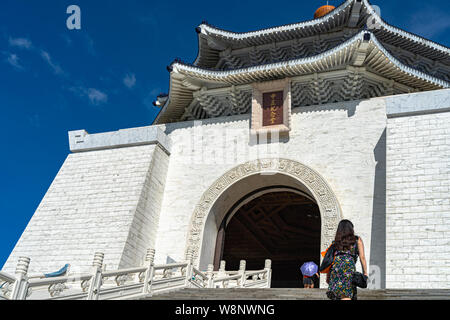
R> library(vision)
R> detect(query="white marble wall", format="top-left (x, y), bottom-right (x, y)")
top-left (386, 107), bottom-right (450, 288)
top-left (2, 144), bottom-right (169, 274)
top-left (154, 97), bottom-right (387, 283)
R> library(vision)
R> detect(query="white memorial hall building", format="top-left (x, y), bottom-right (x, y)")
top-left (3, 0), bottom-right (450, 293)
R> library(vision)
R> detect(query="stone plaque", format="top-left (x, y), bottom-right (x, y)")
top-left (250, 78), bottom-right (291, 135)
top-left (262, 91), bottom-right (284, 126)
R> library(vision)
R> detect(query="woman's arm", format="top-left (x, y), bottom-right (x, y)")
top-left (357, 237), bottom-right (368, 276)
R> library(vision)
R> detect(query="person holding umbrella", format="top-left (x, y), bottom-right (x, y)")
top-left (300, 261), bottom-right (319, 288)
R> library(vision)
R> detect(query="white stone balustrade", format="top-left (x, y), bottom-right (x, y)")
top-left (0, 249), bottom-right (272, 300)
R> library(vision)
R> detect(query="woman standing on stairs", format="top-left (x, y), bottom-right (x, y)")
top-left (326, 220), bottom-right (368, 300)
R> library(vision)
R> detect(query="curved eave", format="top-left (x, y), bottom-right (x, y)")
top-left (178, 35), bottom-right (362, 83)
top-left (361, 0), bottom-right (450, 62)
top-left (178, 32), bottom-right (448, 87)
top-left (195, 0), bottom-right (450, 68)
top-left (153, 75), bottom-right (195, 124)
top-left (194, 0), bottom-right (354, 67)
top-left (193, 33), bottom-right (221, 69)
top-left (156, 31), bottom-right (449, 124)
top-left (197, 0), bottom-right (353, 47)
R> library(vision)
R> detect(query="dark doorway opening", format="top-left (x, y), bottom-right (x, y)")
top-left (215, 189), bottom-right (321, 288)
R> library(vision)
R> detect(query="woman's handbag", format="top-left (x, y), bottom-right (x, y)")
top-left (319, 243), bottom-right (335, 274)
top-left (352, 272), bottom-right (368, 288)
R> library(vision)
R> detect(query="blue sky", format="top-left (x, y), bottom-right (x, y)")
top-left (1, 0), bottom-right (449, 269)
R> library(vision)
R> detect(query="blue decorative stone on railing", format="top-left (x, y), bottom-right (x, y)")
top-left (44, 264), bottom-right (70, 278)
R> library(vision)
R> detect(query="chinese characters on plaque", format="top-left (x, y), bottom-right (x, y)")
top-left (251, 78), bottom-right (291, 136)
top-left (262, 91), bottom-right (284, 127)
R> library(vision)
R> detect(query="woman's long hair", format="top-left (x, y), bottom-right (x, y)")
top-left (334, 220), bottom-right (357, 251)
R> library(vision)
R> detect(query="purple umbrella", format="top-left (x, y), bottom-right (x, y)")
top-left (300, 262), bottom-right (318, 277)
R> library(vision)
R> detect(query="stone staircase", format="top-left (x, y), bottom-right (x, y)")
top-left (146, 288), bottom-right (450, 300)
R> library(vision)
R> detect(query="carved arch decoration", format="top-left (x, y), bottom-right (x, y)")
top-left (185, 158), bottom-right (343, 265)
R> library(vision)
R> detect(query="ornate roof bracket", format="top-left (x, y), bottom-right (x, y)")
top-left (230, 85), bottom-right (252, 115)
top-left (313, 37), bottom-right (328, 55)
top-left (178, 67), bottom-right (418, 121)
top-left (312, 73), bottom-right (326, 105)
top-left (219, 31), bottom-right (349, 59)
top-left (195, 89), bottom-right (229, 117)
top-left (191, 85), bottom-right (252, 118)
top-left (270, 43), bottom-right (289, 62)
top-left (193, 87), bottom-right (226, 117)
top-left (292, 39), bottom-right (309, 58)
top-left (249, 46), bottom-right (268, 65)
top-left (222, 48), bottom-right (245, 69)
top-left (180, 99), bottom-right (208, 121)
top-left (343, 66), bottom-right (364, 100)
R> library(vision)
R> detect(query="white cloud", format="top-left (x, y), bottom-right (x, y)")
top-left (4, 52), bottom-right (24, 70)
top-left (123, 73), bottom-right (136, 89)
top-left (69, 86), bottom-right (108, 106)
top-left (87, 88), bottom-right (108, 105)
top-left (6, 36), bottom-right (65, 76)
top-left (8, 37), bottom-right (33, 50)
top-left (40, 50), bottom-right (64, 75)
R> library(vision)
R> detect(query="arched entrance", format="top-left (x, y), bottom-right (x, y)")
top-left (185, 158), bottom-right (342, 288)
top-left (216, 188), bottom-right (321, 288)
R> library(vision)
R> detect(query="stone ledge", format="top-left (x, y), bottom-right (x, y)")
top-left (144, 288), bottom-right (450, 300)
top-left (385, 88), bottom-right (450, 118)
top-left (68, 125), bottom-right (172, 154)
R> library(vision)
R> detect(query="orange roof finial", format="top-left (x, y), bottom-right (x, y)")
top-left (314, 1), bottom-right (336, 19)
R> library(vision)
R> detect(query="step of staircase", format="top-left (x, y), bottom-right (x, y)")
top-left (144, 288), bottom-right (450, 300)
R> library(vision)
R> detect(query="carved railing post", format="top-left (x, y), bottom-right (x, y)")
top-left (239, 260), bottom-right (246, 288)
top-left (87, 252), bottom-right (104, 300)
top-left (218, 261), bottom-right (226, 276)
top-left (216, 260), bottom-right (227, 288)
top-left (185, 248), bottom-right (194, 287)
top-left (10, 257), bottom-right (30, 300)
top-left (264, 259), bottom-right (272, 288)
top-left (206, 264), bottom-right (214, 288)
top-left (142, 248), bottom-right (155, 295)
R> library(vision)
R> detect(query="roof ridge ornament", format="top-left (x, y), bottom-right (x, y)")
top-left (314, 2), bottom-right (336, 19)
top-left (348, 0), bottom-right (363, 27)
